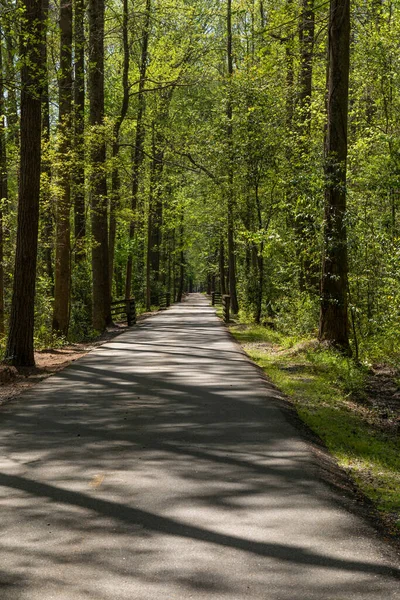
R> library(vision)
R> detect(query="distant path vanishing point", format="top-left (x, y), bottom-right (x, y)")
top-left (0, 293), bottom-right (399, 599)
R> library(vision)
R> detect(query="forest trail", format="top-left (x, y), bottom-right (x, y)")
top-left (0, 293), bottom-right (399, 600)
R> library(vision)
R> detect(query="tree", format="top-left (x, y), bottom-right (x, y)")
top-left (0, 30), bottom-right (7, 335)
top-left (226, 0), bottom-right (239, 314)
top-left (125, 0), bottom-right (151, 301)
top-left (319, 0), bottom-right (351, 353)
top-left (53, 0), bottom-right (73, 335)
top-left (88, 0), bottom-right (111, 330)
top-left (73, 0), bottom-right (86, 260)
top-left (5, 0), bottom-right (45, 366)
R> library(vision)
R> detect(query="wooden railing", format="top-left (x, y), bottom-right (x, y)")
top-left (159, 292), bottom-right (171, 310)
top-left (222, 294), bottom-right (230, 323)
top-left (211, 291), bottom-right (222, 306)
top-left (111, 298), bottom-right (136, 326)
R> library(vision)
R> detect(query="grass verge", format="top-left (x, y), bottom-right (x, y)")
top-left (230, 322), bottom-right (400, 535)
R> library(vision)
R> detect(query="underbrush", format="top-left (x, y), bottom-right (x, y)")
top-left (230, 322), bottom-right (400, 534)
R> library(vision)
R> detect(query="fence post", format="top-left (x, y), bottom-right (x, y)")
top-left (222, 294), bottom-right (230, 323)
top-left (166, 292), bottom-right (171, 307)
top-left (211, 291), bottom-right (215, 306)
top-left (126, 300), bottom-right (133, 327)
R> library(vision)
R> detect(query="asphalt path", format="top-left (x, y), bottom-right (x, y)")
top-left (0, 293), bottom-right (399, 599)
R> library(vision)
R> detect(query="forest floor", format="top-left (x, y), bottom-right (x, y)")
top-left (229, 322), bottom-right (400, 542)
top-left (0, 310), bottom-right (158, 408)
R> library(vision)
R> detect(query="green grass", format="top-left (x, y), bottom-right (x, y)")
top-left (230, 323), bottom-right (400, 532)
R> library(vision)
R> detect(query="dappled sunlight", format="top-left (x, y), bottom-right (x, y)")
top-left (0, 295), bottom-right (398, 599)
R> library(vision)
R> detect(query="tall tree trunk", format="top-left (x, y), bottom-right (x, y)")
top-left (5, 0), bottom-right (44, 366)
top-left (5, 33), bottom-right (19, 147)
top-left (219, 239), bottom-right (226, 295)
top-left (176, 210), bottom-right (184, 302)
top-left (226, 0), bottom-right (239, 314)
top-left (125, 0), bottom-right (151, 301)
top-left (40, 0), bottom-right (54, 290)
top-left (109, 0), bottom-right (130, 293)
top-left (296, 0), bottom-right (318, 292)
top-left (146, 91), bottom-right (172, 308)
top-left (255, 182), bottom-right (264, 324)
top-left (146, 123), bottom-right (164, 310)
top-left (0, 34), bottom-right (7, 335)
top-left (74, 0), bottom-right (86, 260)
top-left (88, 0), bottom-right (111, 330)
top-left (319, 0), bottom-right (351, 353)
top-left (53, 0), bottom-right (73, 336)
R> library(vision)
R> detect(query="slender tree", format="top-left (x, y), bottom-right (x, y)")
top-left (73, 0), bottom-right (86, 259)
top-left (125, 0), bottom-right (151, 301)
top-left (109, 0), bottom-right (129, 291)
top-left (88, 0), bottom-right (111, 330)
top-left (319, 0), bottom-right (351, 353)
top-left (5, 0), bottom-right (45, 366)
top-left (226, 0), bottom-right (239, 314)
top-left (40, 0), bottom-right (54, 290)
top-left (0, 32), bottom-right (7, 335)
top-left (53, 0), bottom-right (73, 335)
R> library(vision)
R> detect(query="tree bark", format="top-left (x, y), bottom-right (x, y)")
top-left (88, 0), bottom-right (111, 330)
top-left (319, 0), bottom-right (351, 353)
top-left (40, 0), bottom-right (54, 291)
top-left (295, 0), bottom-right (319, 292)
top-left (5, 0), bottom-right (44, 366)
top-left (109, 0), bottom-right (130, 293)
top-left (0, 35), bottom-right (7, 335)
top-left (226, 0), bottom-right (239, 314)
top-left (53, 0), bottom-right (73, 336)
top-left (73, 0), bottom-right (86, 260)
top-left (125, 0), bottom-right (151, 301)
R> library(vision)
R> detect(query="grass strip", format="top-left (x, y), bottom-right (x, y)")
top-left (230, 323), bottom-right (400, 534)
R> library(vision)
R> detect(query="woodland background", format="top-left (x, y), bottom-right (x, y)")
top-left (0, 0), bottom-right (399, 367)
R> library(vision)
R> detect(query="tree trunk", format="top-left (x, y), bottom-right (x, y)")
top-left (176, 211), bottom-right (184, 302)
top-left (219, 239), bottom-right (226, 295)
top-left (40, 0), bottom-right (54, 291)
top-left (109, 0), bottom-right (130, 293)
top-left (5, 33), bottom-right (19, 147)
top-left (319, 0), bottom-right (351, 353)
top-left (5, 0), bottom-right (44, 366)
top-left (0, 35), bottom-right (7, 335)
top-left (226, 0), bottom-right (239, 314)
top-left (88, 0), bottom-right (111, 330)
top-left (125, 0), bottom-right (151, 301)
top-left (296, 0), bottom-right (319, 292)
top-left (53, 0), bottom-right (73, 336)
top-left (73, 0), bottom-right (86, 260)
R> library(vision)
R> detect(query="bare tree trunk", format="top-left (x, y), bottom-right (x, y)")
top-left (88, 0), bottom-right (111, 330)
top-left (0, 35), bottom-right (7, 335)
top-left (226, 0), bottom-right (239, 314)
top-left (53, 0), bottom-right (73, 336)
top-left (5, 0), bottom-right (44, 366)
top-left (109, 0), bottom-right (130, 293)
top-left (219, 239), bottom-right (226, 295)
top-left (176, 210), bottom-right (184, 302)
top-left (40, 0), bottom-right (54, 291)
top-left (319, 0), bottom-right (351, 353)
top-left (74, 0), bottom-right (86, 260)
top-left (296, 0), bottom-right (318, 292)
top-left (125, 0), bottom-right (151, 300)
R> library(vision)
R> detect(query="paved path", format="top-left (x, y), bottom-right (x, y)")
top-left (0, 294), bottom-right (399, 599)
